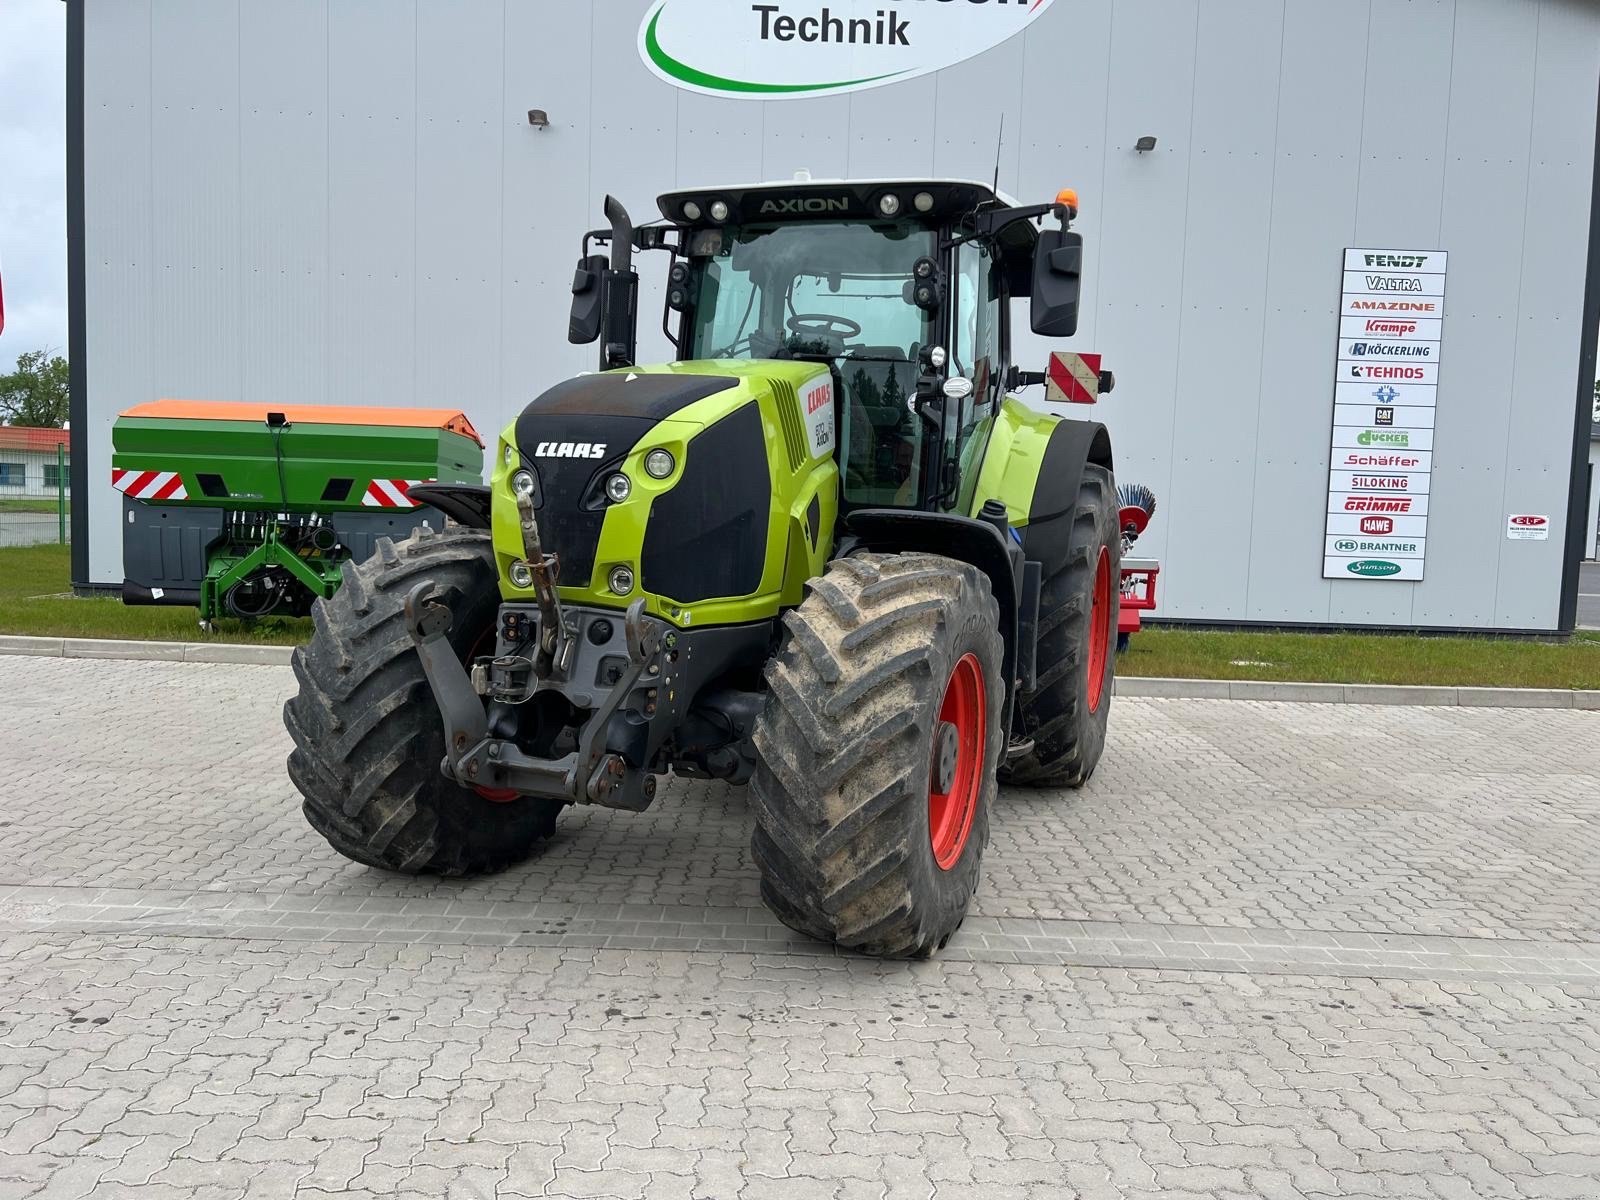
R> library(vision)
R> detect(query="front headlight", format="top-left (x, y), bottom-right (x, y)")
top-left (511, 469), bottom-right (538, 501)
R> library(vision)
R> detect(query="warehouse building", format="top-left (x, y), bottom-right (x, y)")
top-left (68, 0), bottom-right (1600, 631)
top-left (0, 426), bottom-right (70, 501)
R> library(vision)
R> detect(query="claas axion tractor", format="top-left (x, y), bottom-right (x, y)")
top-left (285, 178), bottom-right (1121, 958)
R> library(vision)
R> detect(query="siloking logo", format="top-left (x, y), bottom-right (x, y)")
top-left (1346, 559), bottom-right (1403, 578)
top-left (639, 0), bottom-right (1058, 99)
top-left (1359, 516), bottom-right (1394, 535)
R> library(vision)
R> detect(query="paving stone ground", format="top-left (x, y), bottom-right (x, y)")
top-left (1, 655), bottom-right (1598, 1198)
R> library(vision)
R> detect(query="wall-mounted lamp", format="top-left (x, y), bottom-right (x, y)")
top-left (1135, 135), bottom-right (1157, 153)
top-left (527, 109), bottom-right (550, 130)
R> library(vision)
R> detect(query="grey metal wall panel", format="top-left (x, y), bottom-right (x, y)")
top-left (79, 0), bottom-right (1600, 635)
top-left (1162, 0), bottom-right (1286, 621)
top-left (1495, 0), bottom-right (1600, 627)
top-left (1415, 0), bottom-right (1541, 628)
top-left (1245, 1), bottom-right (1372, 624)
top-left (238, 0), bottom-right (330, 408)
top-left (327, 0), bottom-right (418, 409)
top-left (82, 0), bottom-right (154, 585)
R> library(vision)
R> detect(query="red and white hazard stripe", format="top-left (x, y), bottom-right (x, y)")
top-left (111, 468), bottom-right (188, 501)
top-left (1045, 351), bottom-right (1103, 405)
top-left (361, 478), bottom-right (426, 508)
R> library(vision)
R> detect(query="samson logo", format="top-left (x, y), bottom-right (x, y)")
top-left (533, 441), bottom-right (608, 459)
top-left (1346, 559), bottom-right (1403, 577)
top-left (1350, 300), bottom-right (1437, 313)
top-left (1365, 275), bottom-right (1422, 292)
top-left (1359, 517), bottom-right (1394, 535)
top-left (1364, 254), bottom-right (1428, 269)
top-left (1344, 497), bottom-right (1413, 513)
top-left (1364, 319), bottom-right (1417, 335)
top-left (759, 196), bottom-right (851, 215)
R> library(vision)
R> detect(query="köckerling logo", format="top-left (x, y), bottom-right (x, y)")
top-left (639, 0), bottom-right (1057, 99)
top-left (1346, 559), bottom-right (1402, 577)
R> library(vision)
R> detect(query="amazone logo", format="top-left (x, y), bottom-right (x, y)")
top-left (1346, 559), bottom-right (1402, 577)
top-left (638, 0), bottom-right (1057, 100)
top-left (533, 442), bottom-right (607, 459)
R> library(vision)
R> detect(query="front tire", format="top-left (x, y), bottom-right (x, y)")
top-left (1004, 463), bottom-right (1119, 788)
top-left (748, 553), bottom-right (1004, 958)
top-left (283, 526), bottom-right (564, 875)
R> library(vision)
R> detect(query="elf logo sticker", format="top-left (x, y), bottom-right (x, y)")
top-left (1360, 516), bottom-right (1394, 535)
top-left (533, 442), bottom-right (608, 459)
top-left (1347, 559), bottom-right (1402, 577)
top-left (639, 0), bottom-right (1057, 99)
top-left (1509, 515), bottom-right (1547, 528)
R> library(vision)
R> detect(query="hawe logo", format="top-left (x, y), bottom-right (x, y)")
top-left (1359, 516), bottom-right (1394, 535)
top-left (639, 0), bottom-right (1056, 99)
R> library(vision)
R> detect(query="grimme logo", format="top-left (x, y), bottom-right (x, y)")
top-left (1346, 559), bottom-right (1402, 577)
top-left (639, 0), bottom-right (1057, 99)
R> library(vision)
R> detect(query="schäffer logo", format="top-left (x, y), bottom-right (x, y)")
top-left (639, 0), bottom-right (1056, 99)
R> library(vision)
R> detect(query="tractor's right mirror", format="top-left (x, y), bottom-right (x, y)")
top-left (1030, 229), bottom-right (1082, 337)
top-left (568, 254), bottom-right (608, 344)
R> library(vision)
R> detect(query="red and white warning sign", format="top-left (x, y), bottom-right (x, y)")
top-left (1506, 514), bottom-right (1550, 541)
top-left (111, 468), bottom-right (188, 502)
top-left (361, 478), bottom-right (426, 508)
top-left (1045, 352), bottom-right (1102, 405)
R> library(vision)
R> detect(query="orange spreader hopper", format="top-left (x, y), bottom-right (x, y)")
top-left (119, 399), bottom-right (484, 447)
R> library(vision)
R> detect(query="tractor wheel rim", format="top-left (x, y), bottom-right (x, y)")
top-left (1087, 545), bottom-right (1112, 713)
top-left (928, 652), bottom-right (985, 871)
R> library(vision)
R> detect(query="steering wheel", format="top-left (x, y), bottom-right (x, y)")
top-left (787, 313), bottom-right (862, 341)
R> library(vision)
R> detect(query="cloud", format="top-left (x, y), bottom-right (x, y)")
top-left (0, 1), bottom-right (68, 365)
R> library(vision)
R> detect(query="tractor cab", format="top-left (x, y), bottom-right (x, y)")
top-left (570, 178), bottom-right (1085, 516)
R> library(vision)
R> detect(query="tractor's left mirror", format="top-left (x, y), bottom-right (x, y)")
top-left (568, 254), bottom-right (608, 344)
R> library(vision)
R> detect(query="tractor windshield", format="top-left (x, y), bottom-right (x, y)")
top-left (684, 220), bottom-right (936, 505)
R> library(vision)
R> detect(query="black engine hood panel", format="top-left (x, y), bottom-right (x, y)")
top-left (520, 370), bottom-right (737, 421)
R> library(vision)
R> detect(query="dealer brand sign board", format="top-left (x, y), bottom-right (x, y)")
top-left (639, 0), bottom-right (1055, 98)
top-left (1323, 248), bottom-right (1446, 582)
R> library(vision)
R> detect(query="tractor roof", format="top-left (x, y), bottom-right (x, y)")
top-left (656, 178), bottom-right (1019, 228)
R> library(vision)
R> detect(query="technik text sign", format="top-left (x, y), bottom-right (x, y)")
top-left (639, 0), bottom-right (1055, 99)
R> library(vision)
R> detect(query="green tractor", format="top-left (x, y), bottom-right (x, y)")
top-left (284, 178), bottom-right (1119, 958)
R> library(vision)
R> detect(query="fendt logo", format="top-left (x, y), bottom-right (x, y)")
top-left (533, 442), bottom-right (608, 459)
top-left (639, 0), bottom-right (1057, 100)
top-left (1360, 516), bottom-right (1394, 535)
top-left (1365, 254), bottom-right (1428, 269)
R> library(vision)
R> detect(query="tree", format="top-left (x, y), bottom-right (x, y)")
top-left (0, 349), bottom-right (70, 428)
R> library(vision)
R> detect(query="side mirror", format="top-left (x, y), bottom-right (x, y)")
top-left (1030, 229), bottom-right (1082, 337)
top-left (568, 254), bottom-right (607, 344)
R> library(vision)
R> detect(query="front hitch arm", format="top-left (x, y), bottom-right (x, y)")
top-left (516, 490), bottom-right (577, 680)
top-left (403, 581), bottom-right (488, 765)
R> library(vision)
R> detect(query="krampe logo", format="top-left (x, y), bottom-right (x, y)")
top-left (639, 0), bottom-right (1056, 99)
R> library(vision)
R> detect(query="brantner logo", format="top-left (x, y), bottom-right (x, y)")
top-left (639, 0), bottom-right (1056, 99)
top-left (1346, 559), bottom-right (1402, 577)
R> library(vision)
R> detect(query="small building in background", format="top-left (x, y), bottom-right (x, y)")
top-left (0, 426), bottom-right (70, 500)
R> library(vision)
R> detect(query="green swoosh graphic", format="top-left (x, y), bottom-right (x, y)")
top-left (644, 5), bottom-right (905, 95)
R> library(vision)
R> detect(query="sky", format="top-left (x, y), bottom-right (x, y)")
top-left (0, 0), bottom-right (67, 365)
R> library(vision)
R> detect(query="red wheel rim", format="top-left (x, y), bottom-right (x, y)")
top-left (928, 652), bottom-right (985, 871)
top-left (1087, 545), bottom-right (1112, 713)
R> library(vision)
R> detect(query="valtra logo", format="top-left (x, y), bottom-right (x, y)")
top-left (639, 0), bottom-right (1057, 99)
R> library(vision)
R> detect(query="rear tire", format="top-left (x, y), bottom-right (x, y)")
top-left (1003, 463), bottom-right (1119, 788)
top-left (284, 526), bottom-right (564, 875)
top-left (748, 553), bottom-right (1004, 958)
